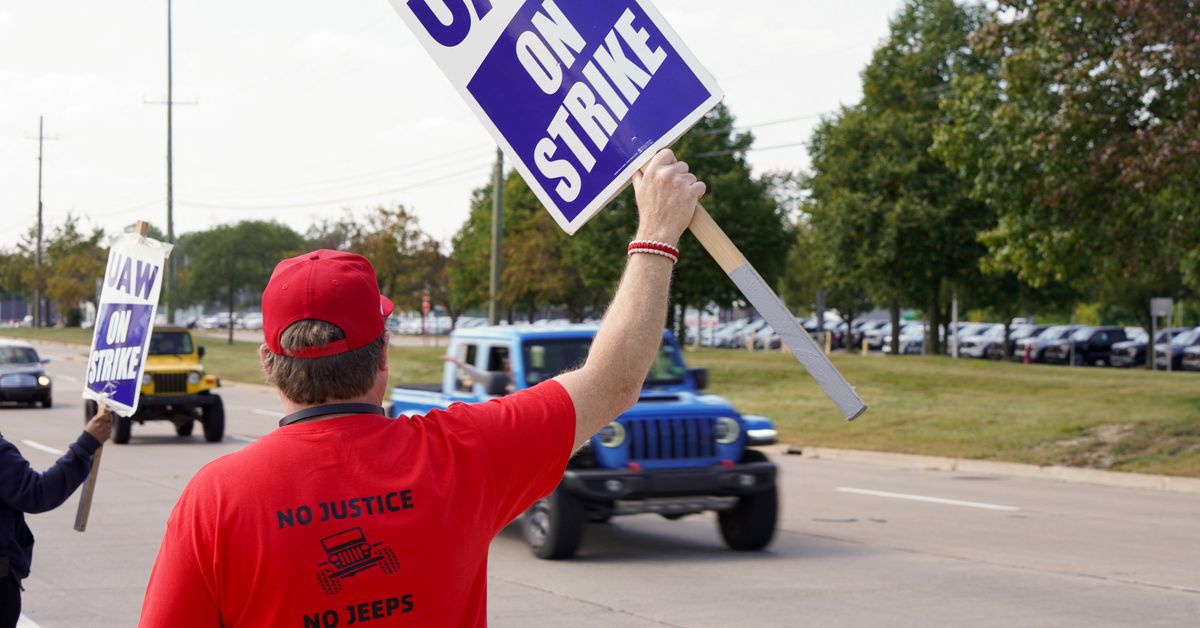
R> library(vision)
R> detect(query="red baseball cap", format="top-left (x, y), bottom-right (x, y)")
top-left (262, 250), bottom-right (394, 358)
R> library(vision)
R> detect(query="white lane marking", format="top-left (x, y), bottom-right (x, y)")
top-left (837, 487), bottom-right (1020, 512)
top-left (53, 373), bottom-right (80, 383)
top-left (18, 614), bottom-right (43, 628)
top-left (252, 409), bottom-right (284, 418)
top-left (230, 435), bottom-right (259, 443)
top-left (21, 440), bottom-right (65, 456)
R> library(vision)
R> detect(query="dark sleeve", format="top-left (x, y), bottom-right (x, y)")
top-left (0, 432), bottom-right (100, 514)
top-left (455, 381), bottom-right (577, 531)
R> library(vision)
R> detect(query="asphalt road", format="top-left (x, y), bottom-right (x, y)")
top-left (4, 341), bottom-right (1198, 627)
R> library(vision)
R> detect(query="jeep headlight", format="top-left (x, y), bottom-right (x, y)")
top-left (142, 373), bottom-right (153, 386)
top-left (188, 372), bottom-right (201, 386)
top-left (597, 422), bottom-right (626, 448)
top-left (37, 375), bottom-right (51, 387)
top-left (714, 417), bottom-right (740, 444)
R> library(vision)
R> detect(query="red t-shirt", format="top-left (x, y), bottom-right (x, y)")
top-left (139, 381), bottom-right (575, 627)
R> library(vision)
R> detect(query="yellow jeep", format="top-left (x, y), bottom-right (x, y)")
top-left (84, 326), bottom-right (223, 444)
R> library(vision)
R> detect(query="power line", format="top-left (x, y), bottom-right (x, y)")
top-left (178, 162), bottom-right (490, 212)
top-left (190, 144), bottom-right (494, 199)
top-left (694, 141), bottom-right (809, 159)
top-left (699, 111), bottom-right (832, 136)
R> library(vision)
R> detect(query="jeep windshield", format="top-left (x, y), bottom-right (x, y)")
top-left (149, 331), bottom-right (194, 355)
top-left (522, 338), bottom-right (686, 387)
top-left (0, 347), bottom-right (39, 365)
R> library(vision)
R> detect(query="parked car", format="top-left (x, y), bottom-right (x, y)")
top-left (958, 324), bottom-right (1005, 359)
top-left (1153, 327), bottom-right (1200, 371)
top-left (1182, 345), bottom-right (1200, 372)
top-left (883, 324), bottom-right (928, 355)
top-left (947, 323), bottom-right (990, 354)
top-left (238, 312), bottom-right (264, 331)
top-left (850, 320), bottom-right (887, 349)
top-left (1111, 328), bottom-right (1182, 368)
top-left (983, 324), bottom-right (1049, 360)
top-left (0, 340), bottom-right (52, 408)
top-left (729, 319), bottom-right (770, 349)
top-left (1015, 325), bottom-right (1079, 363)
top-left (1043, 326), bottom-right (1128, 366)
top-left (864, 322), bottom-right (902, 351)
top-left (712, 319), bottom-right (755, 348)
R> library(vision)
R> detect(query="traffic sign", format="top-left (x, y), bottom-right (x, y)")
top-left (1151, 298), bottom-right (1174, 318)
top-left (391, 0), bottom-right (722, 234)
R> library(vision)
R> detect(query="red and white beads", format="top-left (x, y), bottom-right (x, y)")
top-left (627, 240), bottom-right (680, 265)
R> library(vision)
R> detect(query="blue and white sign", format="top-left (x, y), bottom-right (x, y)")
top-left (82, 232), bottom-right (173, 416)
top-left (391, 0), bottom-right (723, 234)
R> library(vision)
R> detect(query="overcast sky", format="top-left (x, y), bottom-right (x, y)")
top-left (0, 0), bottom-right (903, 249)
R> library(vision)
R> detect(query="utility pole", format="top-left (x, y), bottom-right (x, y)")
top-left (146, 0), bottom-right (196, 324)
top-left (35, 117), bottom-right (44, 328)
top-left (26, 116), bottom-right (57, 328)
top-left (166, 0), bottom-right (175, 324)
top-left (488, 148), bottom-right (504, 326)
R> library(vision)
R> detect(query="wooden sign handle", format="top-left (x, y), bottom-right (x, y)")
top-left (688, 205), bottom-right (868, 421)
top-left (73, 439), bottom-right (103, 532)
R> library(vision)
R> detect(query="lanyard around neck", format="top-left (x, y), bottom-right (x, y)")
top-left (278, 403), bottom-right (386, 427)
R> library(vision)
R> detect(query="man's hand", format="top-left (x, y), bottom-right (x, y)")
top-left (86, 407), bottom-right (114, 444)
top-left (632, 149), bottom-right (706, 246)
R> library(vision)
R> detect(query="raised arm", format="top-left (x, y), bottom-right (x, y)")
top-left (0, 409), bottom-right (110, 514)
top-left (556, 149), bottom-right (705, 451)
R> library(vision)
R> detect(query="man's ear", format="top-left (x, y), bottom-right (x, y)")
top-left (379, 333), bottom-right (391, 371)
top-left (259, 344), bottom-right (272, 378)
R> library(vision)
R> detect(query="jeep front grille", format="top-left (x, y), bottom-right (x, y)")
top-left (152, 373), bottom-right (188, 393)
top-left (333, 546), bottom-right (368, 565)
top-left (629, 417), bottom-right (717, 461)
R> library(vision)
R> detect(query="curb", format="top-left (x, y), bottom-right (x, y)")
top-left (782, 445), bottom-right (1200, 495)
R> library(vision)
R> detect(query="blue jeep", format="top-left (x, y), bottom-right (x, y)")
top-left (389, 325), bottom-right (779, 560)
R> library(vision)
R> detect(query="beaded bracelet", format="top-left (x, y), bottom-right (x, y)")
top-left (627, 240), bottom-right (680, 264)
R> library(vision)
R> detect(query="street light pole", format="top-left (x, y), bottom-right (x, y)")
top-left (488, 148), bottom-right (504, 326)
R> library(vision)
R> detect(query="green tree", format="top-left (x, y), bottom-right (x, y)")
top-left (177, 221), bottom-right (305, 343)
top-left (934, 0), bottom-right (1200, 330)
top-left (805, 0), bottom-right (991, 354)
top-left (42, 216), bottom-right (107, 327)
top-left (353, 206), bottom-right (433, 313)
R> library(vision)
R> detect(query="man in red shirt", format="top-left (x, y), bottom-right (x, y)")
top-left (139, 148), bottom-right (705, 626)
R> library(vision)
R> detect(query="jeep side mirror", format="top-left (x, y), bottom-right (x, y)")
top-left (40, 357), bottom-right (51, 364)
top-left (690, 368), bottom-right (709, 391)
top-left (485, 373), bottom-right (510, 397)
top-left (198, 346), bottom-right (206, 359)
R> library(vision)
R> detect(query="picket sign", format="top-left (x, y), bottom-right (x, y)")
top-left (75, 221), bottom-right (173, 532)
top-left (390, 0), bottom-right (866, 420)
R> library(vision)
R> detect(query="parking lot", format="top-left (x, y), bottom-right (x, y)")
top-left (4, 340), bottom-right (1198, 627)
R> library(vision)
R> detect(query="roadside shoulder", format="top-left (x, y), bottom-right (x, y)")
top-left (770, 445), bottom-right (1200, 495)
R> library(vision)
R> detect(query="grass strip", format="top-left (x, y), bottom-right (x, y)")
top-left (6, 328), bottom-right (1197, 476)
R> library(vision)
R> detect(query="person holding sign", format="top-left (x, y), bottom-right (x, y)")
top-left (138, 149), bottom-right (703, 626)
top-left (0, 408), bottom-right (113, 627)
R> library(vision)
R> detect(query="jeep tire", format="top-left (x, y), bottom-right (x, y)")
top-left (39, 394), bottom-right (52, 409)
top-left (718, 449), bottom-right (778, 551)
top-left (522, 486), bottom-right (585, 560)
top-left (175, 419), bottom-right (195, 437)
top-left (113, 414), bottom-right (132, 445)
top-left (202, 396), bottom-right (225, 443)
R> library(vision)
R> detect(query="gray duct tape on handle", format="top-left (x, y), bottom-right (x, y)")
top-left (728, 263), bottom-right (868, 421)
